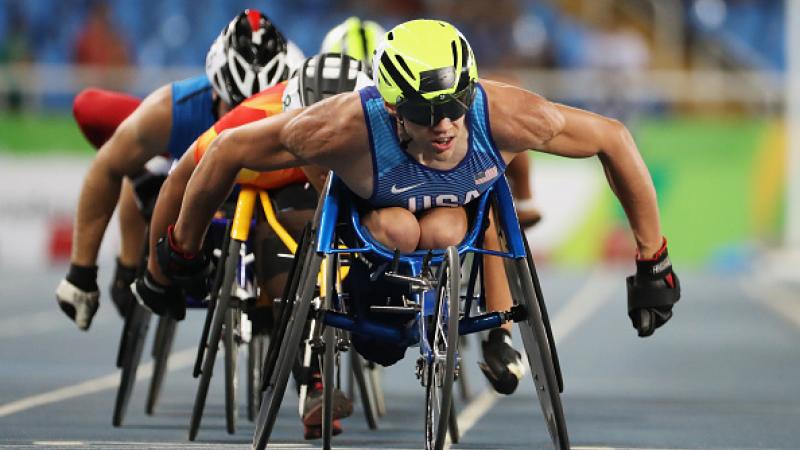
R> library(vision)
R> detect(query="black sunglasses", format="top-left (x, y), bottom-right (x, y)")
top-left (396, 83), bottom-right (475, 127)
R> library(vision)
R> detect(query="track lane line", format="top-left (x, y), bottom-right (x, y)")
top-left (449, 268), bottom-right (620, 448)
top-left (0, 347), bottom-right (196, 417)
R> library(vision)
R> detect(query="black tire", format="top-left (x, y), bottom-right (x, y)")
top-left (522, 233), bottom-right (564, 393)
top-left (112, 304), bottom-right (151, 427)
top-left (248, 334), bottom-right (267, 422)
top-left (511, 252), bottom-right (570, 449)
top-left (457, 335), bottom-right (471, 402)
top-left (146, 317), bottom-right (176, 415)
top-left (448, 397), bottom-right (459, 443)
top-left (188, 239), bottom-right (241, 441)
top-left (258, 224), bottom-right (311, 394)
top-left (321, 324), bottom-right (336, 450)
top-left (368, 362), bottom-right (386, 417)
top-left (253, 249), bottom-right (320, 450)
top-left (351, 351), bottom-right (379, 429)
top-left (224, 304), bottom-right (240, 434)
top-left (321, 253), bottom-right (337, 449)
top-left (193, 224), bottom-right (232, 378)
top-left (425, 246), bottom-right (460, 450)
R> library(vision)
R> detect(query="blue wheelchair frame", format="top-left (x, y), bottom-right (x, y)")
top-left (254, 172), bottom-right (569, 450)
top-left (315, 174), bottom-right (527, 354)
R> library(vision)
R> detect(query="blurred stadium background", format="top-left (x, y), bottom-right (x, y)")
top-left (0, 0), bottom-right (795, 276)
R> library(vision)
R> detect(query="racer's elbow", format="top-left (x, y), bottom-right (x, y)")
top-left (204, 128), bottom-right (244, 176)
top-left (600, 119), bottom-right (638, 161)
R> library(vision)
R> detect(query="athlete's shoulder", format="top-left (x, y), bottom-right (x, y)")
top-left (282, 91), bottom-right (366, 161)
top-left (479, 79), bottom-right (564, 152)
top-left (170, 75), bottom-right (212, 103)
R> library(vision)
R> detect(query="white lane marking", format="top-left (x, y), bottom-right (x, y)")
top-left (28, 443), bottom-right (312, 449)
top-left (450, 269), bottom-right (619, 447)
top-left (0, 311), bottom-right (70, 338)
top-left (32, 442), bottom-right (85, 446)
top-left (0, 347), bottom-right (196, 418)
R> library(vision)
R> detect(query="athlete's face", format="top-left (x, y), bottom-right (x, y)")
top-left (386, 102), bottom-right (466, 161)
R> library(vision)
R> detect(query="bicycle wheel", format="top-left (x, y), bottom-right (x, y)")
top-left (248, 333), bottom-right (267, 422)
top-left (112, 303), bottom-right (151, 427)
top-left (188, 238), bottom-right (241, 441)
top-left (224, 303), bottom-right (240, 434)
top-left (424, 245), bottom-right (460, 450)
top-left (146, 316), bottom-right (177, 415)
top-left (509, 246), bottom-right (569, 449)
top-left (350, 350), bottom-right (379, 429)
top-left (253, 248), bottom-right (320, 450)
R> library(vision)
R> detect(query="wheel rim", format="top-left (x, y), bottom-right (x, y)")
top-left (424, 247), bottom-right (459, 450)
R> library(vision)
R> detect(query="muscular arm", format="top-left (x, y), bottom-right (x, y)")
top-left (172, 92), bottom-right (369, 253)
top-left (172, 109), bottom-right (306, 253)
top-left (71, 85), bottom-right (172, 266)
top-left (147, 149), bottom-right (199, 283)
top-left (484, 80), bottom-right (663, 257)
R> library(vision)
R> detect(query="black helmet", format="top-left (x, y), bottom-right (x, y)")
top-left (206, 9), bottom-right (291, 106)
top-left (282, 53), bottom-right (365, 111)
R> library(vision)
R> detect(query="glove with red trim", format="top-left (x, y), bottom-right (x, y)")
top-left (627, 238), bottom-right (681, 338)
top-left (155, 225), bottom-right (214, 299)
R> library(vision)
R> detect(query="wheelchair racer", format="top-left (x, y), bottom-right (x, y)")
top-left (159, 20), bottom-right (682, 396)
top-left (55, 10), bottom-right (301, 330)
top-left (140, 53), bottom-right (363, 439)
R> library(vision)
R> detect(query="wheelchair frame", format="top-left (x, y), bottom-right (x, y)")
top-left (254, 174), bottom-right (569, 450)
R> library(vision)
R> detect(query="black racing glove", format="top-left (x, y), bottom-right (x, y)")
top-left (155, 224), bottom-right (214, 299)
top-left (132, 270), bottom-right (186, 321)
top-left (109, 259), bottom-right (137, 318)
top-left (627, 238), bottom-right (681, 338)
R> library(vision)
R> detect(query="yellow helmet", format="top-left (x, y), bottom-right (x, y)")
top-left (374, 19), bottom-right (479, 126)
top-left (320, 17), bottom-right (386, 73)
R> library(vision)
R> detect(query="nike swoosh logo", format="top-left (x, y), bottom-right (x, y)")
top-left (390, 182), bottom-right (425, 194)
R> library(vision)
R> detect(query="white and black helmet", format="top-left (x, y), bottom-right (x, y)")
top-left (282, 53), bottom-right (365, 112)
top-left (206, 10), bottom-right (292, 106)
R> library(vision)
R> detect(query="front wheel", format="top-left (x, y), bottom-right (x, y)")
top-left (510, 242), bottom-right (569, 449)
top-left (424, 245), bottom-right (460, 450)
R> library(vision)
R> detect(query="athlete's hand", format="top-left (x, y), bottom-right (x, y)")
top-left (132, 270), bottom-right (186, 321)
top-left (55, 264), bottom-right (100, 331)
top-left (155, 225), bottom-right (213, 298)
top-left (627, 238), bottom-right (681, 337)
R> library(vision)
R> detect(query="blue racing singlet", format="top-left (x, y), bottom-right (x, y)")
top-left (360, 83), bottom-right (506, 213)
top-left (167, 75), bottom-right (216, 158)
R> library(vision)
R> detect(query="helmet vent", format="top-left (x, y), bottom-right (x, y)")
top-left (394, 55), bottom-right (414, 79)
top-left (379, 67), bottom-right (393, 87)
top-left (459, 37), bottom-right (469, 68)
top-left (387, 32), bottom-right (394, 40)
top-left (450, 40), bottom-right (458, 69)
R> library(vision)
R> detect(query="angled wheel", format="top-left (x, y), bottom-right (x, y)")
top-left (424, 245), bottom-right (460, 450)
top-left (224, 304), bottom-right (240, 434)
top-left (367, 362), bottom-right (386, 417)
top-left (193, 222), bottom-right (231, 379)
top-left (247, 334), bottom-right (267, 421)
top-left (508, 238), bottom-right (569, 449)
top-left (146, 316), bottom-right (177, 415)
top-left (448, 397), bottom-right (459, 443)
top-left (321, 253), bottom-right (337, 449)
top-left (112, 303), bottom-right (151, 427)
top-left (188, 238), bottom-right (241, 441)
top-left (350, 350), bottom-right (379, 429)
top-left (253, 225), bottom-right (319, 450)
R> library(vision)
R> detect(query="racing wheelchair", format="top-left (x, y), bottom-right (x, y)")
top-left (253, 174), bottom-right (569, 450)
top-left (188, 184), bottom-right (384, 441)
top-left (111, 186), bottom-right (269, 433)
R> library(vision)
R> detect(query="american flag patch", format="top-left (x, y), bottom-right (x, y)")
top-left (474, 166), bottom-right (498, 185)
